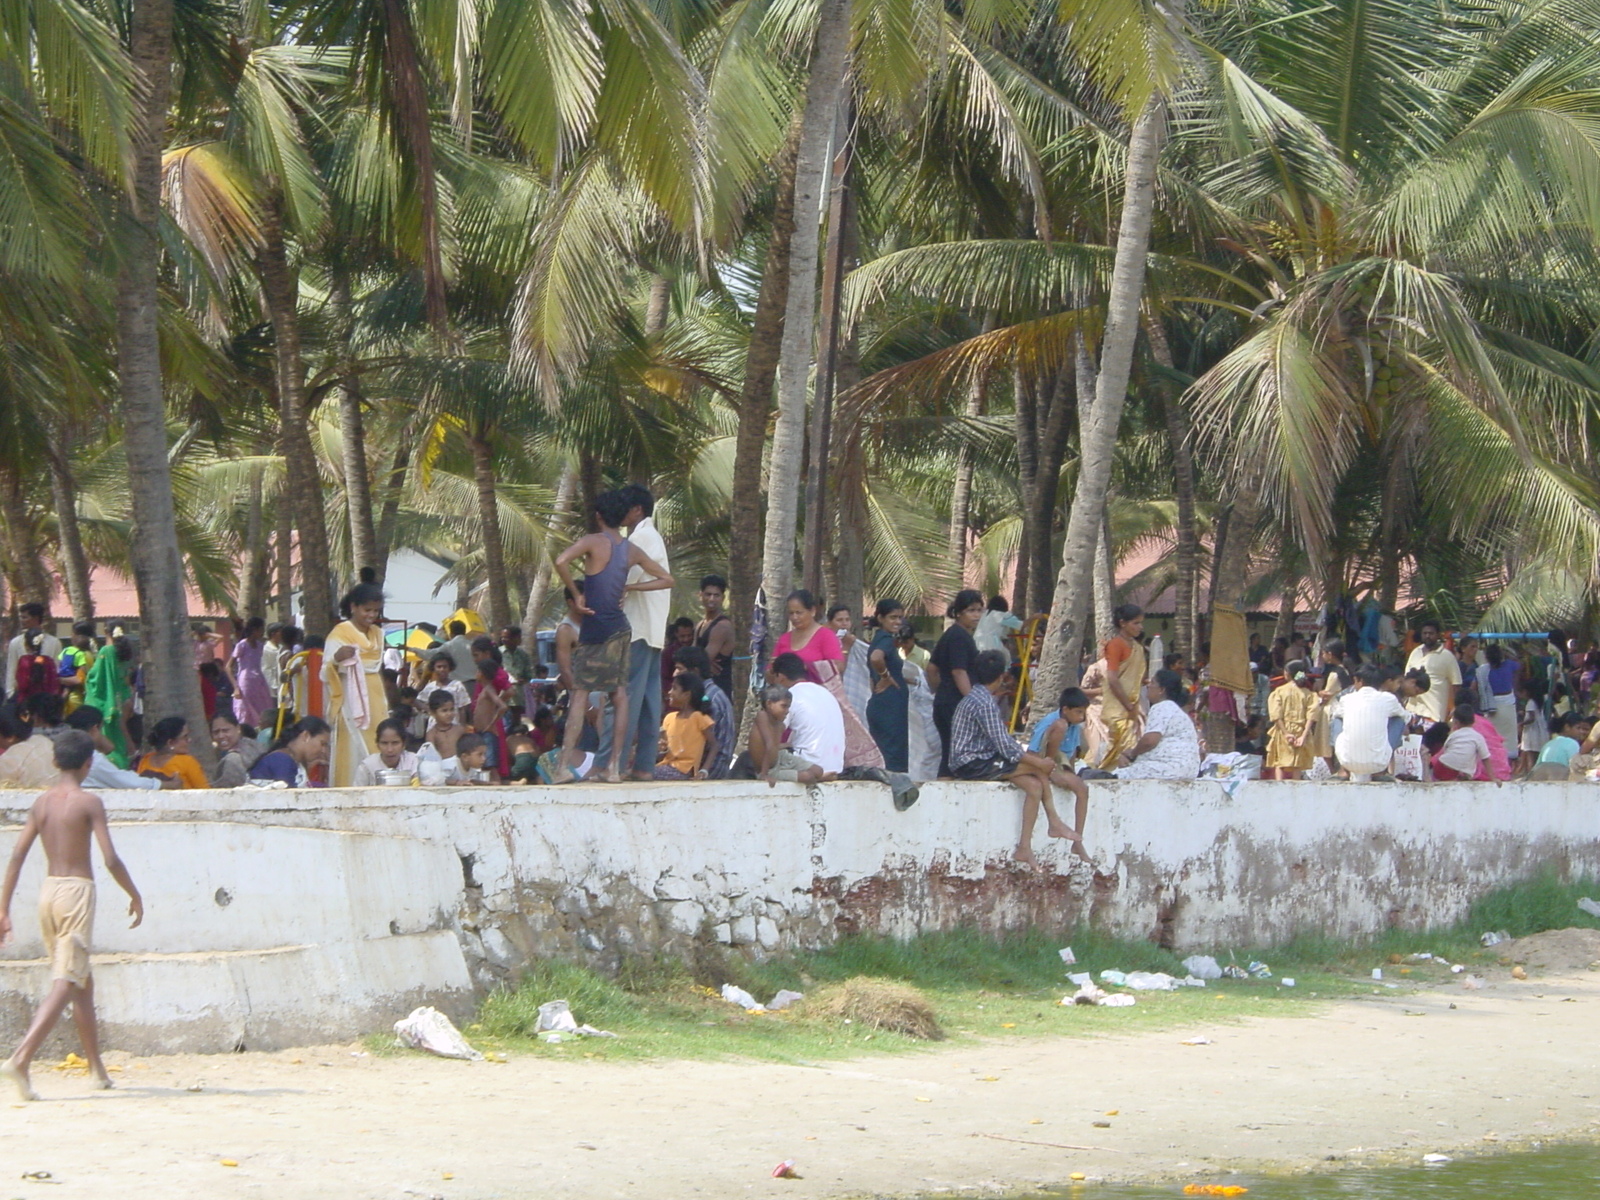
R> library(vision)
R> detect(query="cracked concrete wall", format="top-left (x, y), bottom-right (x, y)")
top-left (4, 776), bottom-right (1597, 1046)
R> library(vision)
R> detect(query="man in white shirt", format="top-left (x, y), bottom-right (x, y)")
top-left (66, 706), bottom-right (174, 791)
top-left (1405, 620), bottom-right (1460, 724)
top-left (4, 604), bottom-right (62, 699)
top-left (1333, 666), bottom-right (1409, 781)
top-left (771, 654), bottom-right (845, 774)
top-left (599, 484), bottom-right (672, 780)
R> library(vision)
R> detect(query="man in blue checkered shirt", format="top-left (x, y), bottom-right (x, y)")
top-left (949, 650), bottom-right (1090, 865)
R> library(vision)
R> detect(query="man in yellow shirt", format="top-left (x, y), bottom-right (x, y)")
top-left (1405, 620), bottom-right (1460, 724)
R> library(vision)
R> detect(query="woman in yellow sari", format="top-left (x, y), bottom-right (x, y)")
top-left (322, 583), bottom-right (388, 787)
top-left (1098, 604), bottom-right (1148, 768)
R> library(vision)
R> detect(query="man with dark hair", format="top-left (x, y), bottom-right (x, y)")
top-left (499, 625), bottom-right (534, 718)
top-left (1332, 664), bottom-right (1410, 782)
top-left (950, 650), bottom-right (1085, 864)
top-left (65, 707), bottom-right (174, 791)
top-left (761, 654), bottom-right (844, 781)
top-left (0, 695), bottom-right (68, 789)
top-left (424, 619), bottom-right (478, 685)
top-left (696, 575), bottom-right (735, 696)
top-left (662, 617), bottom-right (695, 698)
top-left (599, 484), bottom-right (672, 781)
top-left (0, 729), bottom-right (143, 1100)
top-left (1406, 620), bottom-right (1460, 724)
top-left (552, 489), bottom-right (673, 783)
top-left (5, 603), bottom-right (61, 698)
top-left (672, 646), bottom-right (734, 778)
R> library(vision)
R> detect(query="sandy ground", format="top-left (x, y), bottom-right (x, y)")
top-left (4, 971), bottom-right (1600, 1199)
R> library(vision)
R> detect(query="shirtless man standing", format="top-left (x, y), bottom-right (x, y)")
top-left (0, 730), bottom-right (143, 1100)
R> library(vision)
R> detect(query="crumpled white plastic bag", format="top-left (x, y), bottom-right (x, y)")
top-left (721, 983), bottom-right (764, 1011)
top-left (534, 999), bottom-right (617, 1040)
top-left (394, 1006), bottom-right (482, 1060)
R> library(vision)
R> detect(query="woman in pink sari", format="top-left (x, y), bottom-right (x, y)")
top-left (774, 590), bottom-right (885, 770)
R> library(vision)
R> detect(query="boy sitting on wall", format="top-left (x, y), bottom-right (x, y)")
top-left (950, 650), bottom-right (1087, 866)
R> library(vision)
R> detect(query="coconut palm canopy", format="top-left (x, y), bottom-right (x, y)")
top-left (3, 0), bottom-right (1600, 724)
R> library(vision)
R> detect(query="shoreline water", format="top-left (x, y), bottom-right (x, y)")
top-left (7, 967), bottom-right (1600, 1199)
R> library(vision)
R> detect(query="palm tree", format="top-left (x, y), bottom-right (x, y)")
top-left (118, 0), bottom-right (218, 741)
top-left (1184, 0), bottom-right (1600, 629)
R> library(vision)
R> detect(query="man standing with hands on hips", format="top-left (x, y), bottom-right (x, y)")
top-left (600, 484), bottom-right (673, 781)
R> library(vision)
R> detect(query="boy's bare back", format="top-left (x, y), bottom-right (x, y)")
top-left (29, 781), bottom-right (106, 881)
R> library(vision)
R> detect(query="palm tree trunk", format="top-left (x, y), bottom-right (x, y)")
top-left (239, 466), bottom-right (270, 619)
top-left (373, 438), bottom-right (411, 576)
top-left (0, 468), bottom-right (49, 610)
top-left (258, 194), bottom-right (336, 636)
top-left (947, 365), bottom-right (988, 576)
top-left (47, 451), bottom-right (93, 621)
top-left (332, 275), bottom-right (379, 577)
top-left (760, 0), bottom-right (851, 611)
top-left (1093, 506), bottom-right (1115, 647)
top-left (1146, 316), bottom-right (1197, 660)
top-left (729, 119), bottom-right (801, 704)
top-left (1032, 96), bottom-right (1167, 717)
top-left (275, 497), bottom-right (294, 624)
top-left (468, 431), bottom-right (511, 631)
top-left (644, 274), bottom-right (671, 336)
top-left (118, 0), bottom-right (209, 758)
top-left (1012, 370), bottom-right (1041, 612)
top-left (829, 328), bottom-right (865, 615)
top-left (1209, 482), bottom-right (1259, 611)
top-left (802, 103), bottom-right (854, 594)
top-left (524, 465), bottom-right (577, 630)
top-left (1026, 366), bottom-right (1076, 616)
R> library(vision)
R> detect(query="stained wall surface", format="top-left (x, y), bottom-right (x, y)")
top-left (3, 778), bottom-right (1593, 1050)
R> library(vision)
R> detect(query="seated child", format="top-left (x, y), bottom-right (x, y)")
top-left (1028, 687), bottom-right (1088, 767)
top-left (425, 692), bottom-right (466, 761)
top-left (950, 650), bottom-right (1087, 864)
top-left (528, 707), bottom-right (558, 754)
top-left (506, 733), bottom-right (540, 784)
top-left (389, 687), bottom-right (421, 747)
top-left (352, 718), bottom-right (421, 786)
top-left (655, 672), bottom-right (719, 780)
top-left (1432, 702), bottom-right (1491, 782)
top-left (417, 656), bottom-right (471, 729)
top-left (453, 733), bottom-right (492, 784)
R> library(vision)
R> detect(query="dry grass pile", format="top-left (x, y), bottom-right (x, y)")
top-left (802, 977), bottom-right (944, 1041)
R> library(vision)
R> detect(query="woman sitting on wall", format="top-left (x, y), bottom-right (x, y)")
top-left (135, 717), bottom-right (211, 789)
top-left (250, 716), bottom-right (332, 788)
top-left (1111, 670), bottom-right (1202, 781)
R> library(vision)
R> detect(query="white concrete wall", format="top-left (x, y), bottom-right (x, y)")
top-left (0, 821), bottom-right (472, 1053)
top-left (3, 778), bottom-right (1597, 1051)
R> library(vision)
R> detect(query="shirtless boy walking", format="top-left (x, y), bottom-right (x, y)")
top-left (0, 730), bottom-right (143, 1100)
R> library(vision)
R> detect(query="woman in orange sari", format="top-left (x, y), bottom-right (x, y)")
top-left (1098, 604), bottom-right (1147, 768)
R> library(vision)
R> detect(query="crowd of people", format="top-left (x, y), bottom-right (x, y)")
top-left (1078, 609), bottom-right (1600, 786)
top-left (5, 495), bottom-right (1599, 867)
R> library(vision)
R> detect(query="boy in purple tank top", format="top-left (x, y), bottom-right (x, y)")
top-left (552, 489), bottom-right (674, 783)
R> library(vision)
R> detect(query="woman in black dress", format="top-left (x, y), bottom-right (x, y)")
top-left (926, 589), bottom-right (985, 777)
top-left (866, 599), bottom-right (909, 772)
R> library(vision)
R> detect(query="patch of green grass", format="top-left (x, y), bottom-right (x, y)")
top-left (375, 870), bottom-right (1600, 1067)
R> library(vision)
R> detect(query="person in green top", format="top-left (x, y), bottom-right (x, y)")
top-left (83, 637), bottom-right (134, 768)
top-left (58, 623), bottom-right (97, 703)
